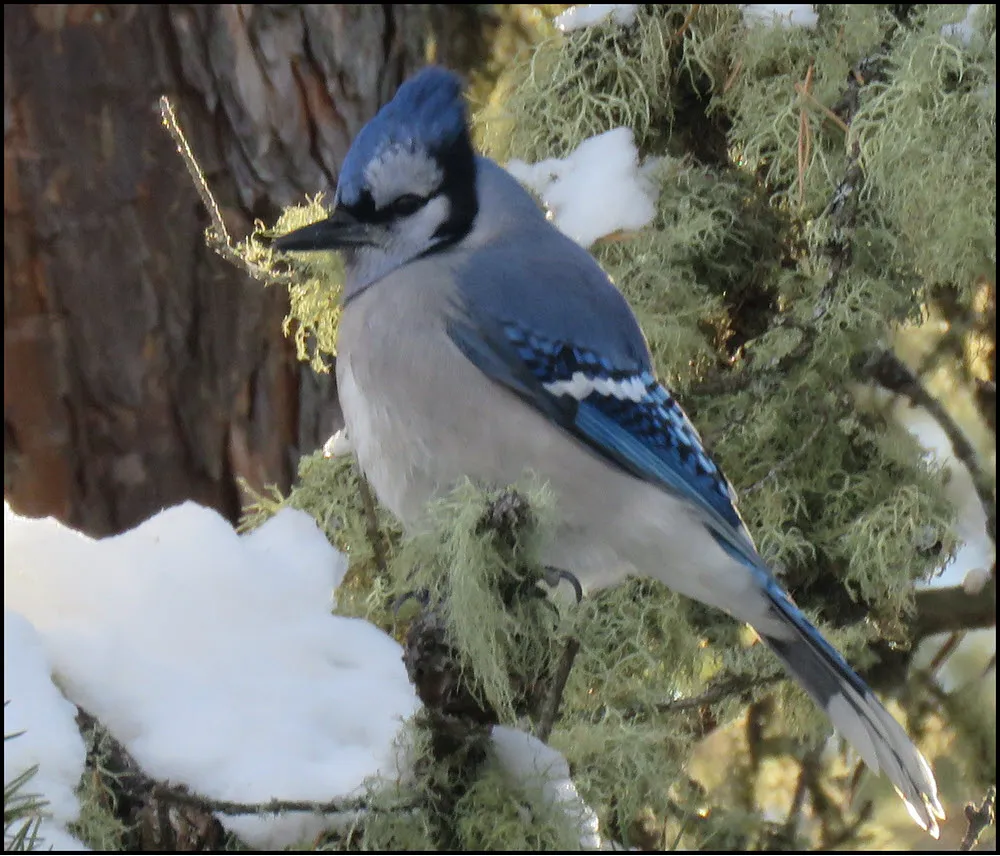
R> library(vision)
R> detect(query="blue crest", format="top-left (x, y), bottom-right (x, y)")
top-left (337, 67), bottom-right (467, 206)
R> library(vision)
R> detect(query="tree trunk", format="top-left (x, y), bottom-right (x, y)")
top-left (4, 4), bottom-right (474, 535)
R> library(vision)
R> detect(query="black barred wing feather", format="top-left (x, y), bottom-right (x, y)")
top-left (448, 317), bottom-right (757, 565)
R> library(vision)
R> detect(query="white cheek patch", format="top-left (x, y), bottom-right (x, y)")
top-left (411, 194), bottom-right (451, 236)
top-left (543, 372), bottom-right (648, 402)
top-left (364, 144), bottom-right (443, 209)
top-left (376, 194), bottom-right (452, 266)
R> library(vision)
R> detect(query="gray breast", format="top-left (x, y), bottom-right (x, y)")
top-left (335, 259), bottom-right (474, 526)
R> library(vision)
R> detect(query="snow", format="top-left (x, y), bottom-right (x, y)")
top-left (741, 5), bottom-right (819, 29)
top-left (4, 611), bottom-right (89, 852)
top-left (941, 5), bottom-right (983, 47)
top-left (507, 128), bottom-right (658, 249)
top-left (490, 726), bottom-right (600, 849)
top-left (962, 566), bottom-right (991, 596)
top-left (323, 427), bottom-right (353, 458)
top-left (4, 501), bottom-right (599, 850)
top-left (4, 501), bottom-right (419, 849)
top-left (555, 5), bottom-right (637, 33)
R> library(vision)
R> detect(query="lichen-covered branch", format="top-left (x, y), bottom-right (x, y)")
top-left (693, 43), bottom-right (888, 399)
top-left (76, 708), bottom-right (225, 851)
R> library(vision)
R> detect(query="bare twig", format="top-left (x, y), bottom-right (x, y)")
top-left (656, 671), bottom-right (782, 714)
top-left (159, 96), bottom-right (230, 247)
top-left (150, 784), bottom-right (413, 817)
top-left (926, 630), bottom-right (966, 674)
top-left (863, 348), bottom-right (997, 548)
top-left (742, 419), bottom-right (826, 496)
top-left (722, 57), bottom-right (744, 94)
top-left (674, 4), bottom-right (700, 40)
top-left (534, 637), bottom-right (580, 743)
top-left (77, 704), bottom-right (416, 852)
top-left (794, 81), bottom-right (851, 134)
top-left (77, 707), bottom-right (225, 850)
top-left (960, 786), bottom-right (996, 851)
top-left (159, 95), bottom-right (295, 286)
top-left (795, 64), bottom-right (815, 209)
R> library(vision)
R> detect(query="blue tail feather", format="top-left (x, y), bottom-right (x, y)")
top-left (758, 578), bottom-right (944, 837)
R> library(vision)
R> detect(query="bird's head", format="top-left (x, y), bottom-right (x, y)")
top-left (273, 67), bottom-right (477, 298)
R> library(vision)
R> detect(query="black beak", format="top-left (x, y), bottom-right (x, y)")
top-left (271, 208), bottom-right (374, 252)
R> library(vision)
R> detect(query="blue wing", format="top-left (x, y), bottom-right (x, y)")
top-left (447, 315), bottom-right (759, 566)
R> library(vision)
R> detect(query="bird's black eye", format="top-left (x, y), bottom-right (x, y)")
top-left (389, 193), bottom-right (426, 217)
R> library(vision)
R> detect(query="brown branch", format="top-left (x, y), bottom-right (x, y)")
top-left (926, 630), bottom-right (967, 673)
top-left (863, 348), bottom-right (997, 548)
top-left (960, 786), bottom-right (996, 851)
top-left (780, 758), bottom-right (810, 841)
top-left (912, 576), bottom-right (997, 640)
top-left (534, 637), bottom-right (580, 743)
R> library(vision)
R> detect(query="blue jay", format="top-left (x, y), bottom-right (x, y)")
top-left (274, 67), bottom-right (944, 836)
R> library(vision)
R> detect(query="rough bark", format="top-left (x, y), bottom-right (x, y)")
top-left (4, 4), bottom-right (475, 535)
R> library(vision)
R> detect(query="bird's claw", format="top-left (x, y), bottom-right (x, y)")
top-left (392, 588), bottom-right (432, 615)
top-left (542, 567), bottom-right (584, 603)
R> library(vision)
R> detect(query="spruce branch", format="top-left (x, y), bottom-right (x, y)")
top-left (402, 604), bottom-right (495, 850)
top-left (960, 786), bottom-right (996, 852)
top-left (4, 725), bottom-right (44, 853)
top-left (863, 348), bottom-right (997, 548)
top-left (401, 487), bottom-right (581, 845)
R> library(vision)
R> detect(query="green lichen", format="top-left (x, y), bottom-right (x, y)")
top-left (853, 5), bottom-right (996, 292)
